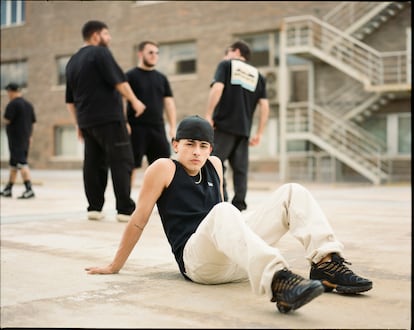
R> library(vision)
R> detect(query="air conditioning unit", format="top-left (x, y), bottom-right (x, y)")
top-left (260, 67), bottom-right (278, 104)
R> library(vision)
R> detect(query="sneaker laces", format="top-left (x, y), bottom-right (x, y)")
top-left (320, 254), bottom-right (354, 275)
top-left (271, 269), bottom-right (305, 302)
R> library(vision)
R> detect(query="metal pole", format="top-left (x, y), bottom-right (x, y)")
top-left (279, 21), bottom-right (288, 182)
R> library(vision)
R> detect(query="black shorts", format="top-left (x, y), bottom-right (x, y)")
top-left (130, 124), bottom-right (171, 168)
top-left (9, 147), bottom-right (29, 167)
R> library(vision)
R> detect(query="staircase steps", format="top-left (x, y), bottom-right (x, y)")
top-left (281, 2), bottom-right (410, 183)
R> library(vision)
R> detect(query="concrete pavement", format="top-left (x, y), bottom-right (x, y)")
top-left (0, 169), bottom-right (411, 329)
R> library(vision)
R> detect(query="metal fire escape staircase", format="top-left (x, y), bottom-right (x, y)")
top-left (282, 2), bottom-right (410, 184)
top-left (323, 2), bottom-right (407, 41)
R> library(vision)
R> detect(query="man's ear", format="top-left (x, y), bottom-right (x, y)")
top-left (171, 138), bottom-right (179, 152)
top-left (90, 31), bottom-right (100, 44)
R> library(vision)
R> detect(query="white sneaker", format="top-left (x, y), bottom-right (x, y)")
top-left (116, 214), bottom-right (131, 222)
top-left (17, 189), bottom-right (35, 199)
top-left (87, 211), bottom-right (104, 221)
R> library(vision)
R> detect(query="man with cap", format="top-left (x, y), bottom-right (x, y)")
top-left (0, 83), bottom-right (36, 199)
top-left (85, 115), bottom-right (372, 314)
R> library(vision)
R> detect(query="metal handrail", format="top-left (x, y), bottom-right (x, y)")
top-left (323, 2), bottom-right (391, 32)
top-left (285, 15), bottom-right (409, 86)
top-left (286, 102), bottom-right (388, 177)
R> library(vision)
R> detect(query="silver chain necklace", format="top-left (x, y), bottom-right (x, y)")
top-left (194, 170), bottom-right (202, 184)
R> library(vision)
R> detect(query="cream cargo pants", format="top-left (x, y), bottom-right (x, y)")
top-left (183, 183), bottom-right (344, 300)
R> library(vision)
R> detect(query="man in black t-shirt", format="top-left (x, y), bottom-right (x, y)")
top-left (125, 41), bottom-right (177, 185)
top-left (205, 40), bottom-right (270, 211)
top-left (0, 83), bottom-right (36, 199)
top-left (65, 20), bottom-right (146, 222)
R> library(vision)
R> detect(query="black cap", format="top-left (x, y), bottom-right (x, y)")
top-left (5, 83), bottom-right (20, 91)
top-left (176, 115), bottom-right (214, 145)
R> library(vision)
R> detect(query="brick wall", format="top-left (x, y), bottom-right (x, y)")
top-left (0, 1), bottom-right (410, 173)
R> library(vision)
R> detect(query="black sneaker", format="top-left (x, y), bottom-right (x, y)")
top-left (17, 189), bottom-right (35, 199)
top-left (0, 187), bottom-right (12, 197)
top-left (271, 268), bottom-right (324, 313)
top-left (310, 253), bottom-right (373, 294)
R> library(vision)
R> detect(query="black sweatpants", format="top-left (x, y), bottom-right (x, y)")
top-left (81, 121), bottom-right (135, 215)
top-left (212, 129), bottom-right (249, 211)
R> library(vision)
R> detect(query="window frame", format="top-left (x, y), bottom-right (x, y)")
top-left (0, 59), bottom-right (28, 89)
top-left (156, 40), bottom-right (197, 78)
top-left (236, 32), bottom-right (279, 68)
top-left (0, 125), bottom-right (10, 161)
top-left (1, 0), bottom-right (25, 28)
top-left (56, 55), bottom-right (72, 86)
top-left (52, 124), bottom-right (84, 160)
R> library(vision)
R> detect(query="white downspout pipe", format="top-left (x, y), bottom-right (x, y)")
top-left (279, 21), bottom-right (288, 182)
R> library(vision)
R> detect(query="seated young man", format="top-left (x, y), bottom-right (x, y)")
top-left (85, 115), bottom-right (372, 313)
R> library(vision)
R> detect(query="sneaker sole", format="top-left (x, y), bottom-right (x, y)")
top-left (116, 214), bottom-right (131, 222)
top-left (321, 279), bottom-right (373, 294)
top-left (276, 282), bottom-right (324, 313)
top-left (88, 216), bottom-right (104, 221)
top-left (87, 211), bottom-right (104, 221)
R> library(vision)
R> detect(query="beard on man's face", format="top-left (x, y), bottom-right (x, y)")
top-left (98, 37), bottom-right (108, 48)
top-left (143, 58), bottom-right (156, 68)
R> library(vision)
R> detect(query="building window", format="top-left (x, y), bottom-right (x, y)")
top-left (0, 60), bottom-right (28, 89)
top-left (361, 113), bottom-right (411, 156)
top-left (54, 125), bottom-right (83, 158)
top-left (56, 55), bottom-right (71, 86)
top-left (398, 114), bottom-right (410, 154)
top-left (365, 116), bottom-right (386, 140)
top-left (238, 33), bottom-right (272, 67)
top-left (157, 41), bottom-right (196, 76)
top-left (237, 32), bottom-right (308, 67)
top-left (250, 117), bottom-right (278, 158)
top-left (237, 32), bottom-right (279, 68)
top-left (1, 0), bottom-right (25, 27)
top-left (0, 126), bottom-right (10, 161)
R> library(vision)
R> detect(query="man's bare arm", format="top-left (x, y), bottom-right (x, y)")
top-left (164, 96), bottom-right (177, 139)
top-left (66, 103), bottom-right (83, 140)
top-left (85, 158), bottom-right (174, 274)
top-left (249, 98), bottom-right (269, 146)
top-left (116, 82), bottom-right (146, 117)
top-left (205, 82), bottom-right (224, 126)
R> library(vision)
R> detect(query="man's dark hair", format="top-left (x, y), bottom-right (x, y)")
top-left (138, 40), bottom-right (159, 51)
top-left (82, 20), bottom-right (108, 41)
top-left (5, 82), bottom-right (20, 91)
top-left (229, 40), bottom-right (251, 61)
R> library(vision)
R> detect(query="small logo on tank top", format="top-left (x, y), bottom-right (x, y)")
top-left (208, 181), bottom-right (213, 186)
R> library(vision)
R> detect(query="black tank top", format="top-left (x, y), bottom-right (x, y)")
top-left (156, 159), bottom-right (221, 275)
